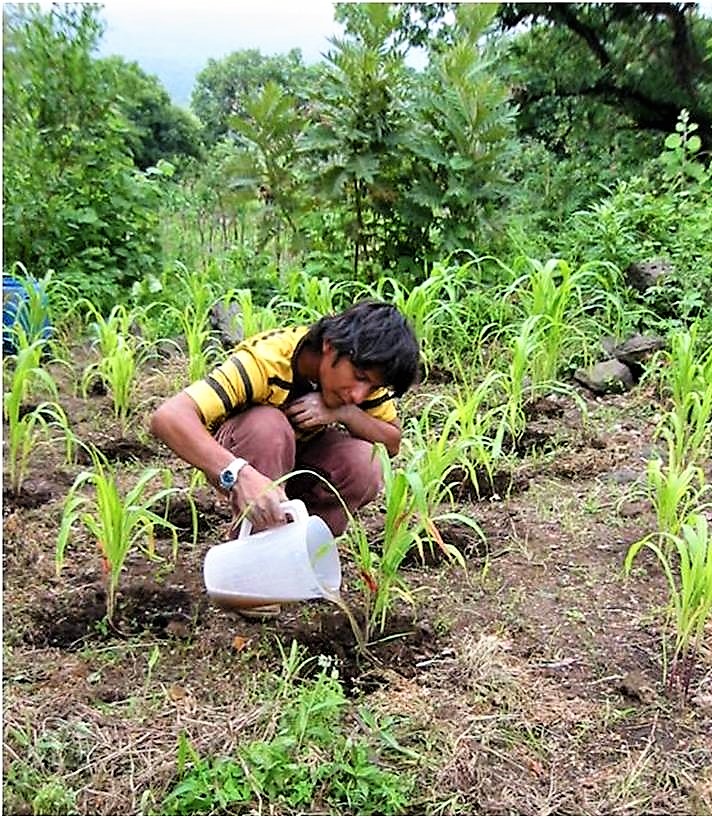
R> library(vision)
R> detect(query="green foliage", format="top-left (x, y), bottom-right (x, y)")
top-left (3, 332), bottom-right (74, 492)
top-left (160, 648), bottom-right (412, 814)
top-left (56, 450), bottom-right (186, 623)
top-left (2, 719), bottom-right (95, 816)
top-left (3, 4), bottom-right (164, 310)
top-left (498, 4), bottom-right (712, 150)
top-left (96, 55), bottom-right (203, 169)
top-left (626, 513), bottom-right (712, 694)
top-left (191, 48), bottom-right (311, 143)
top-left (80, 302), bottom-right (149, 427)
top-left (227, 80), bottom-right (307, 242)
top-left (402, 5), bottom-right (516, 255)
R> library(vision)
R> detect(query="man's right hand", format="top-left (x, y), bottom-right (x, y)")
top-left (231, 464), bottom-right (288, 532)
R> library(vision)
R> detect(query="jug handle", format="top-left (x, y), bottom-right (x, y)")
top-left (237, 499), bottom-right (309, 540)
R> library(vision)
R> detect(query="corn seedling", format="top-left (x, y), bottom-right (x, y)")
top-left (3, 264), bottom-right (54, 352)
top-left (666, 323), bottom-right (712, 410)
top-left (493, 314), bottom-right (543, 445)
top-left (503, 257), bottom-right (620, 383)
top-left (401, 401), bottom-right (488, 552)
top-left (169, 302), bottom-right (219, 383)
top-left (56, 449), bottom-right (187, 624)
top-left (657, 387), bottom-right (712, 472)
top-left (172, 262), bottom-right (217, 321)
top-left (277, 273), bottom-right (352, 322)
top-left (80, 302), bottom-right (152, 426)
top-left (625, 513), bottom-right (712, 696)
top-left (223, 287), bottom-right (279, 338)
top-left (445, 366), bottom-right (510, 493)
top-left (3, 336), bottom-right (74, 492)
top-left (638, 454), bottom-right (710, 544)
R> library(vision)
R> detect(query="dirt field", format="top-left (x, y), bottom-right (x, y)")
top-left (3, 349), bottom-right (711, 814)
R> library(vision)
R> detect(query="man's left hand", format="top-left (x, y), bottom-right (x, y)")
top-left (285, 392), bottom-right (336, 429)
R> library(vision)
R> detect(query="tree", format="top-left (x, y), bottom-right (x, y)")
top-left (303, 3), bottom-right (516, 276)
top-left (302, 3), bottom-right (411, 278)
top-left (191, 48), bottom-right (312, 143)
top-left (96, 57), bottom-right (203, 169)
top-left (3, 3), bottom-right (163, 309)
top-left (497, 3), bottom-right (712, 149)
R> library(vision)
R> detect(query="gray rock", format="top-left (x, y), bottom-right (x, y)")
top-left (210, 300), bottom-right (244, 348)
top-left (611, 334), bottom-right (665, 366)
top-left (624, 259), bottom-right (672, 293)
top-left (574, 359), bottom-right (634, 394)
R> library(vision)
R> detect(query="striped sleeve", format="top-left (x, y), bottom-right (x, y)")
top-left (358, 389), bottom-right (398, 423)
top-left (184, 348), bottom-right (270, 430)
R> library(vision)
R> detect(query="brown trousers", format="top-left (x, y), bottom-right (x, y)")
top-left (215, 406), bottom-right (383, 535)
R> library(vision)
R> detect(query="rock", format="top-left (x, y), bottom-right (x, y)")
top-left (604, 468), bottom-right (641, 485)
top-left (618, 671), bottom-right (657, 704)
top-left (574, 360), bottom-right (634, 394)
top-left (624, 259), bottom-right (672, 293)
top-left (156, 335), bottom-right (187, 358)
top-left (210, 300), bottom-right (243, 348)
top-left (611, 334), bottom-right (665, 367)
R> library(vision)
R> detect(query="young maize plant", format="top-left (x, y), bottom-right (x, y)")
top-left (56, 449), bottom-right (189, 624)
top-left (170, 302), bottom-right (218, 383)
top-left (666, 323), bottom-right (712, 410)
top-left (277, 273), bottom-right (353, 323)
top-left (80, 301), bottom-right (151, 427)
top-left (224, 287), bottom-right (279, 338)
top-left (3, 335), bottom-right (74, 492)
top-left (625, 513), bottom-right (712, 696)
top-left (657, 388), bottom-right (712, 472)
top-left (641, 454), bottom-right (710, 545)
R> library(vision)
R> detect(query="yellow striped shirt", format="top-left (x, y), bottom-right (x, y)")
top-left (184, 326), bottom-right (398, 434)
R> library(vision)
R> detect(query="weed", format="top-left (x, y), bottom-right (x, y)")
top-left (160, 643), bottom-right (413, 814)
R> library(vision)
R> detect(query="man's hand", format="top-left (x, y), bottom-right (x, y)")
top-left (231, 464), bottom-right (287, 532)
top-left (285, 391), bottom-right (336, 430)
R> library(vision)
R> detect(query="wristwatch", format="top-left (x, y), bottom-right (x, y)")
top-left (218, 457), bottom-right (249, 492)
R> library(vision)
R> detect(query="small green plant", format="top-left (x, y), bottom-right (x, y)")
top-left (81, 301), bottom-right (150, 426)
top-left (625, 513), bottom-right (712, 696)
top-left (169, 302), bottom-right (218, 382)
top-left (56, 448), bottom-right (190, 623)
top-left (160, 642), bottom-right (413, 814)
top-left (640, 455), bottom-right (709, 542)
top-left (3, 335), bottom-right (74, 492)
top-left (659, 109), bottom-right (707, 187)
top-left (223, 287), bottom-right (279, 338)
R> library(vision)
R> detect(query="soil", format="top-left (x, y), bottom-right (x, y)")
top-left (3, 347), bottom-right (711, 815)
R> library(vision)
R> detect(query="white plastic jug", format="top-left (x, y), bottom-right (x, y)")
top-left (203, 499), bottom-right (341, 610)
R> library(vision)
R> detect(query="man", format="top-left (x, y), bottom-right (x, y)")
top-left (150, 300), bottom-right (420, 538)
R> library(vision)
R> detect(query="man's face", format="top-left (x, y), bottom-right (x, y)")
top-left (319, 340), bottom-right (385, 408)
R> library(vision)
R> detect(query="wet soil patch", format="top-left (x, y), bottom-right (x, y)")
top-left (421, 363), bottom-right (455, 384)
top-left (404, 520), bottom-right (485, 568)
top-left (276, 608), bottom-right (439, 695)
top-left (446, 465), bottom-right (529, 502)
top-left (25, 584), bottom-right (199, 649)
top-left (154, 489), bottom-right (222, 535)
top-left (76, 437), bottom-right (157, 464)
top-left (2, 472), bottom-right (72, 511)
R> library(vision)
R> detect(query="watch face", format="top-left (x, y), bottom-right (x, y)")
top-left (220, 469), bottom-right (235, 489)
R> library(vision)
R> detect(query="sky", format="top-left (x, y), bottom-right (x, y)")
top-left (96, 0), bottom-right (344, 106)
top-left (86, 1), bottom-right (712, 108)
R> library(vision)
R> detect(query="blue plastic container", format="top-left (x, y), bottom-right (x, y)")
top-left (2, 274), bottom-right (52, 355)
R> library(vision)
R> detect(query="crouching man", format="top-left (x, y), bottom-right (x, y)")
top-left (150, 301), bottom-right (420, 539)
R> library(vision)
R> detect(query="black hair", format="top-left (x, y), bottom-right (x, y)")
top-left (304, 301), bottom-right (420, 396)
